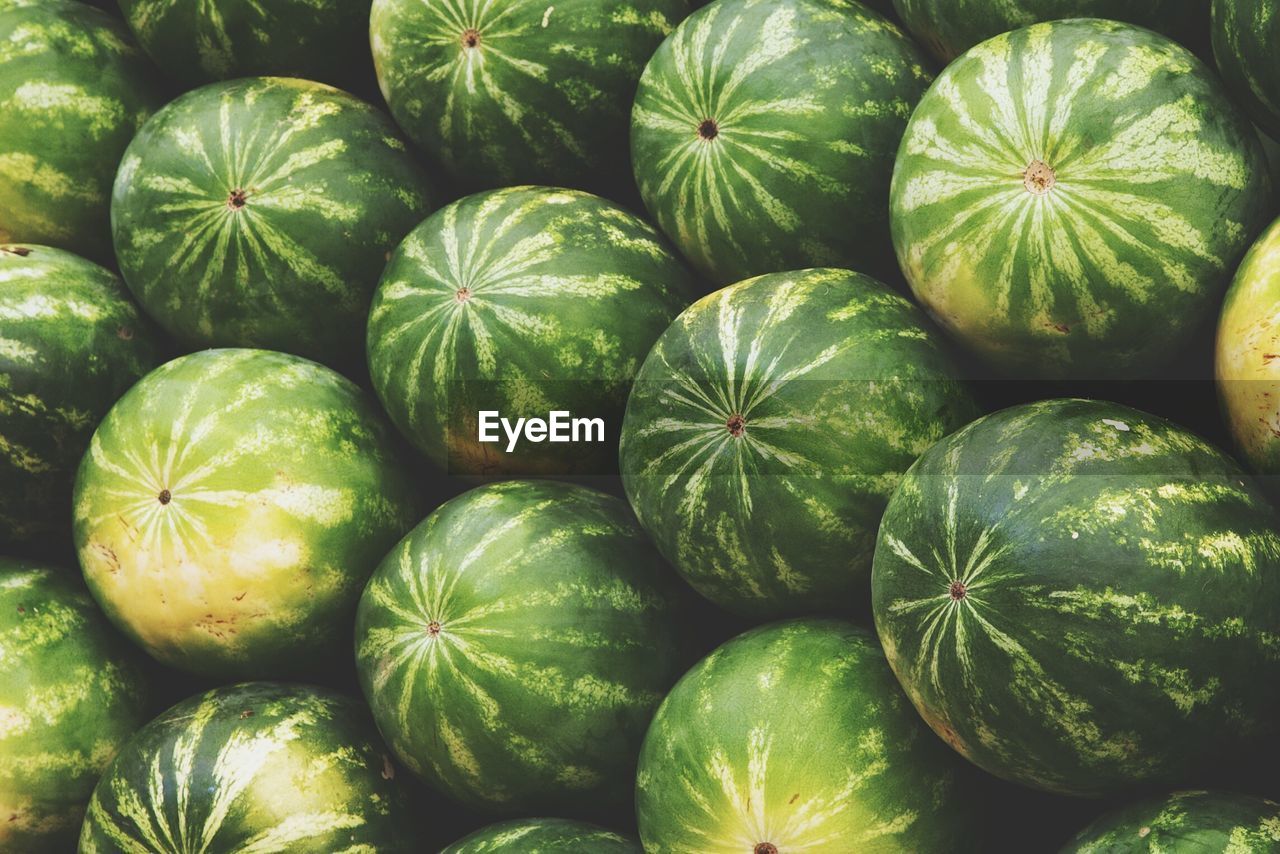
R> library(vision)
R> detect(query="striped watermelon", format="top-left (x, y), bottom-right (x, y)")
top-left (1062, 790), bottom-right (1280, 852)
top-left (894, 1), bottom-right (1204, 63)
top-left (1218, 216), bottom-right (1280, 479)
top-left (0, 244), bottom-right (162, 548)
top-left (370, 0), bottom-right (687, 194)
top-left (1213, 0), bottom-right (1280, 140)
top-left (0, 559), bottom-right (151, 853)
top-left (0, 1), bottom-right (163, 261)
top-left (79, 682), bottom-right (422, 852)
top-left (631, 0), bottom-right (932, 285)
top-left (636, 618), bottom-right (984, 852)
top-left (890, 18), bottom-right (1270, 380)
top-left (354, 480), bottom-right (685, 814)
top-left (443, 819), bottom-right (641, 853)
top-left (620, 268), bottom-right (978, 618)
top-left (871, 398), bottom-right (1280, 796)
top-left (111, 77), bottom-right (433, 369)
top-left (73, 348), bottom-right (419, 679)
top-left (367, 186), bottom-right (696, 476)
top-left (118, 0), bottom-right (373, 89)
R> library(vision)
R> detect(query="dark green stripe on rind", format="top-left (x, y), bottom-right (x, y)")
top-left (872, 398), bottom-right (1280, 796)
top-left (890, 19), bottom-right (1271, 380)
top-left (442, 818), bottom-right (641, 853)
top-left (0, 559), bottom-right (151, 853)
top-left (111, 77), bottom-right (433, 369)
top-left (371, 0), bottom-right (688, 194)
top-left (636, 618), bottom-right (984, 853)
top-left (367, 186), bottom-right (696, 476)
top-left (620, 268), bottom-right (978, 618)
top-left (355, 480), bottom-right (685, 814)
top-left (73, 348), bottom-right (420, 679)
top-left (1062, 790), bottom-right (1280, 853)
top-left (632, 0), bottom-right (932, 284)
top-left (1, 245), bottom-right (162, 547)
top-left (0, 1), bottom-right (163, 261)
top-left (78, 682), bottom-right (422, 853)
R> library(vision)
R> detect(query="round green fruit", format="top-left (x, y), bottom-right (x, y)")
top-left (1214, 0), bottom-right (1280, 140)
top-left (890, 18), bottom-right (1270, 379)
top-left (73, 348), bottom-right (419, 679)
top-left (443, 818), bottom-right (641, 853)
top-left (0, 559), bottom-right (151, 853)
top-left (111, 77), bottom-right (433, 369)
top-left (1062, 790), bottom-right (1280, 853)
top-left (0, 244), bottom-right (162, 548)
top-left (367, 186), bottom-right (695, 476)
top-left (0, 1), bottom-right (163, 261)
top-left (636, 618), bottom-right (983, 852)
top-left (78, 682), bottom-right (421, 853)
top-left (620, 268), bottom-right (977, 618)
top-left (872, 398), bottom-right (1280, 796)
top-left (632, 0), bottom-right (932, 284)
top-left (370, 0), bottom-right (687, 194)
top-left (355, 480), bottom-right (685, 814)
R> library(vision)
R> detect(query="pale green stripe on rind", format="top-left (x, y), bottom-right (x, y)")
top-left (442, 818), bottom-right (641, 853)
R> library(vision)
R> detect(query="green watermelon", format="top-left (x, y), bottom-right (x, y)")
top-left (367, 186), bottom-right (696, 476)
top-left (443, 819), bottom-right (641, 853)
top-left (636, 618), bottom-right (983, 852)
top-left (631, 0), bottom-right (932, 285)
top-left (871, 398), bottom-right (1280, 796)
top-left (0, 559), bottom-right (151, 853)
top-left (79, 682), bottom-right (422, 852)
top-left (1214, 0), bottom-right (1280, 141)
top-left (370, 0), bottom-right (687, 194)
top-left (1217, 216), bottom-right (1280, 478)
top-left (1, 244), bottom-right (162, 548)
top-left (1062, 790), bottom-right (1280, 852)
top-left (118, 0), bottom-right (373, 89)
top-left (73, 348), bottom-right (419, 679)
top-left (0, 1), bottom-right (163, 261)
top-left (890, 19), bottom-right (1270, 380)
top-left (354, 480), bottom-right (685, 814)
top-left (111, 77), bottom-right (433, 369)
top-left (894, 1), bottom-right (1205, 63)
top-left (620, 268), bottom-right (978, 618)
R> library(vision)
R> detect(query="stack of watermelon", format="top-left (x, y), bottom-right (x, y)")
top-left (7, 0), bottom-right (1280, 850)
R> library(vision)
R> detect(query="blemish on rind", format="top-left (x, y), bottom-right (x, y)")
top-left (542, 6), bottom-right (554, 27)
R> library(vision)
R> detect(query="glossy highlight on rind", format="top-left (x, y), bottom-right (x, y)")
top-left (620, 268), bottom-right (978, 618)
top-left (72, 348), bottom-right (420, 679)
top-left (442, 818), bottom-right (642, 853)
top-left (111, 76), bottom-right (433, 369)
top-left (78, 682), bottom-right (422, 853)
top-left (1061, 790), bottom-right (1280, 853)
top-left (890, 18), bottom-right (1271, 379)
top-left (636, 618), bottom-right (984, 853)
top-left (354, 479), bottom-right (685, 814)
top-left (872, 398), bottom-right (1280, 796)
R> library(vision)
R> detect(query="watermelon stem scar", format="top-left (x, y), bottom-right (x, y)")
top-left (426, 620), bottom-right (442, 637)
top-left (949, 579), bottom-right (967, 600)
top-left (227, 189), bottom-right (249, 210)
top-left (455, 287), bottom-right (472, 303)
top-left (697, 118), bottom-right (719, 141)
top-left (462, 28), bottom-right (481, 48)
top-left (1023, 159), bottom-right (1056, 195)
top-left (755, 844), bottom-right (778, 854)
top-left (157, 489), bottom-right (172, 505)
top-left (726, 413), bottom-right (745, 437)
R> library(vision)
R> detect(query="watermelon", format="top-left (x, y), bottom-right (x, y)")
top-left (1062, 790), bottom-right (1280, 852)
top-left (0, 244), bottom-right (162, 548)
top-left (111, 77), bottom-right (433, 369)
top-left (894, 1), bottom-right (1205, 63)
top-left (73, 348), bottom-right (419, 679)
top-left (1214, 0), bottom-right (1280, 141)
top-left (1217, 216), bottom-right (1280, 479)
top-left (871, 398), bottom-right (1280, 796)
top-left (443, 819), bottom-right (641, 853)
top-left (631, 0), bottom-right (932, 285)
top-left (367, 186), bottom-right (696, 476)
top-left (0, 559), bottom-right (151, 853)
top-left (370, 0), bottom-right (687, 195)
top-left (636, 618), bottom-right (984, 852)
top-left (620, 268), bottom-right (978, 618)
top-left (0, 1), bottom-right (163, 261)
top-left (890, 19), bottom-right (1271, 380)
top-left (78, 682), bottom-right (422, 852)
top-left (354, 479), bottom-right (685, 814)
top-left (118, 0), bottom-right (373, 89)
